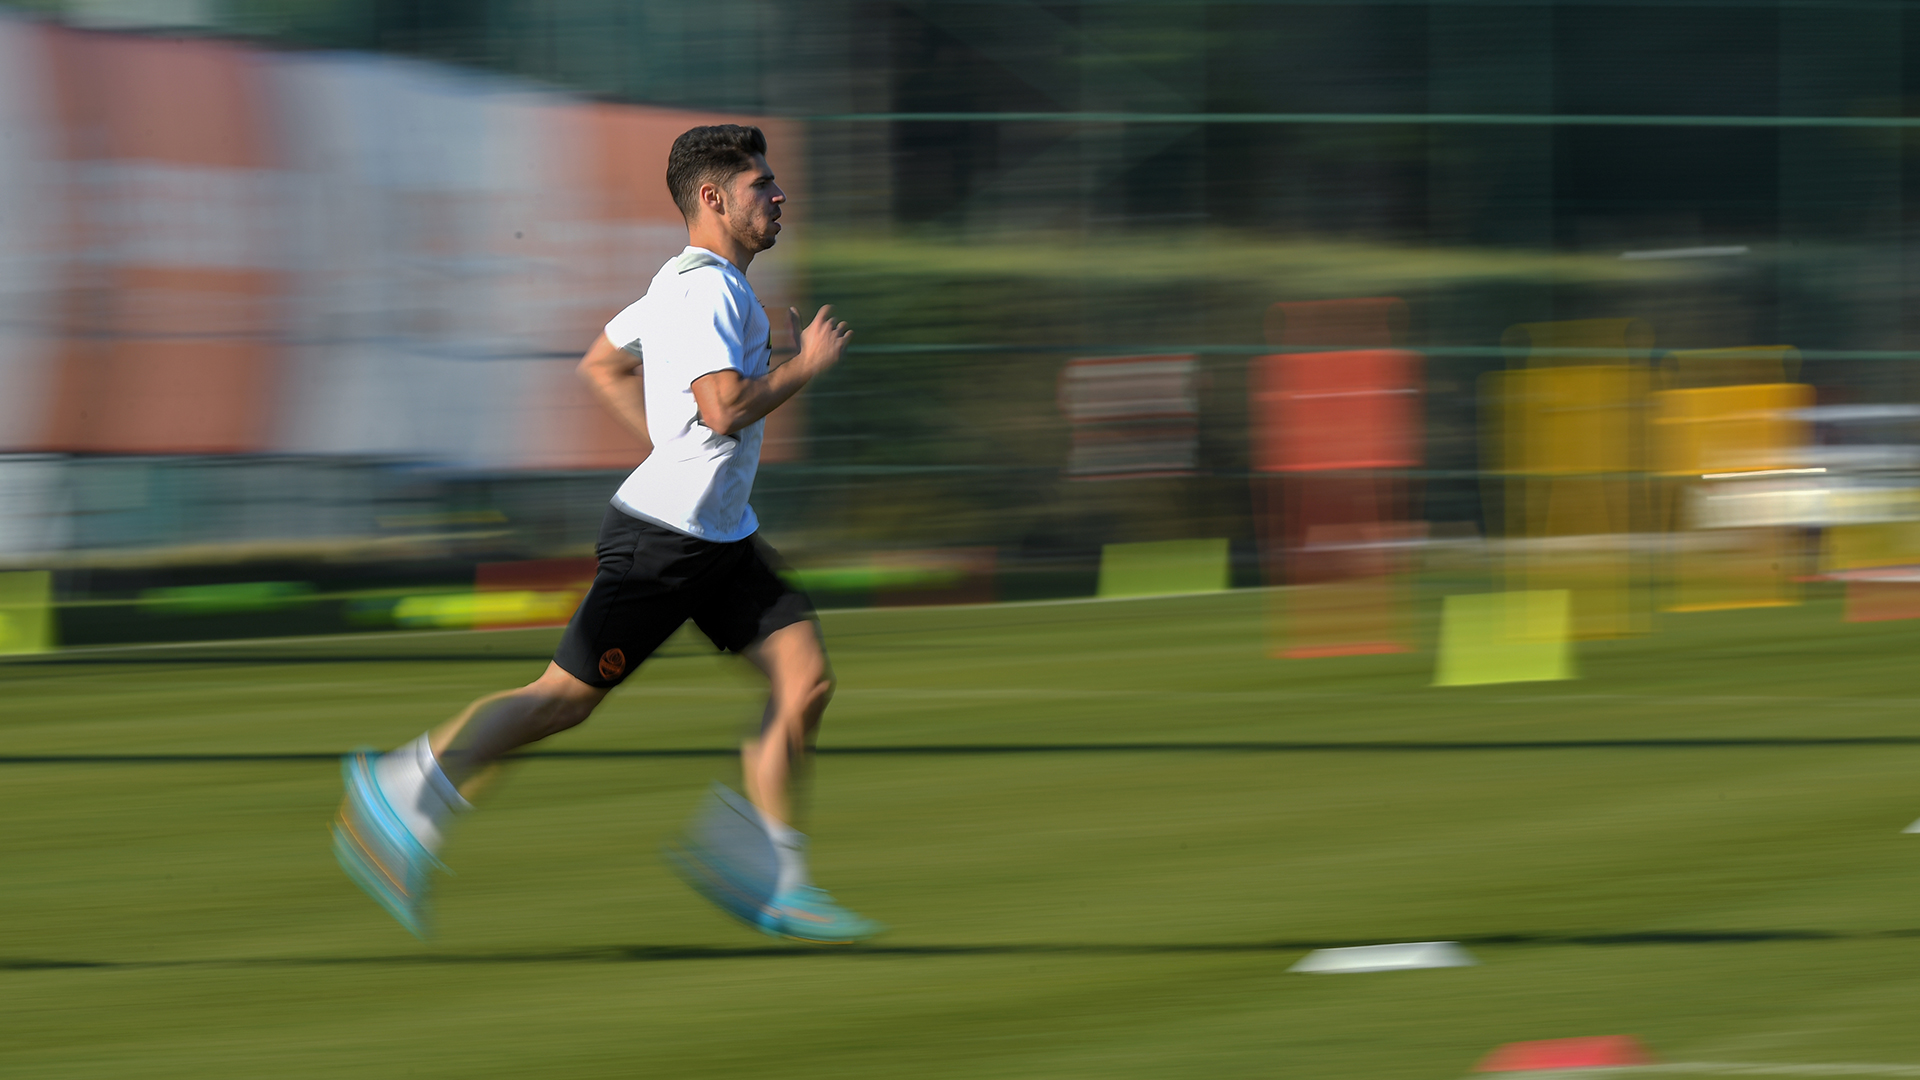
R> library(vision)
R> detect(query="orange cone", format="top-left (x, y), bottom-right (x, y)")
top-left (1476, 1035), bottom-right (1654, 1072)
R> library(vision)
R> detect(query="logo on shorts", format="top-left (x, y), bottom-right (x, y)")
top-left (598, 648), bottom-right (626, 681)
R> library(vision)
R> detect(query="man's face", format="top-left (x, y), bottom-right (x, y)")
top-left (718, 154), bottom-right (784, 252)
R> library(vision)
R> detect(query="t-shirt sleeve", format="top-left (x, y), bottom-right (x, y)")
top-left (603, 297), bottom-right (646, 356)
top-left (665, 273), bottom-right (751, 382)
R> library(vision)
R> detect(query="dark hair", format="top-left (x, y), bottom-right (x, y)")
top-left (666, 125), bottom-right (768, 220)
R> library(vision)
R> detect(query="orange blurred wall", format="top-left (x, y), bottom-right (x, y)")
top-left (39, 28), bottom-right (282, 454)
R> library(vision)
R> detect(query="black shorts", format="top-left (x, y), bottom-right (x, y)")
top-left (553, 505), bottom-right (816, 688)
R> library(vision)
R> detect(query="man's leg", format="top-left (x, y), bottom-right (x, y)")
top-left (334, 663), bottom-right (608, 937)
top-left (432, 662), bottom-right (610, 792)
top-left (717, 619), bottom-right (879, 942)
top-left (739, 620), bottom-right (833, 828)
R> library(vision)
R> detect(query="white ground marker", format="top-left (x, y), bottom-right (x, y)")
top-left (1288, 941), bottom-right (1477, 973)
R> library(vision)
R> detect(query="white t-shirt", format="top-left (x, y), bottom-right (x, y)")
top-left (602, 246), bottom-right (770, 542)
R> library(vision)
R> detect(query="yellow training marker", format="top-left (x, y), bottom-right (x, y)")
top-left (0, 570), bottom-right (55, 655)
top-left (1433, 590), bottom-right (1573, 687)
top-left (1097, 538), bottom-right (1230, 598)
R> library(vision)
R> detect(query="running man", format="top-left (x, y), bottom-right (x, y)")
top-left (332, 124), bottom-right (879, 944)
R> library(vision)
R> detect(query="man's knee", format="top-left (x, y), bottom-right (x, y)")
top-left (524, 662), bottom-right (609, 731)
top-left (782, 653), bottom-right (831, 704)
top-left (793, 671), bottom-right (833, 739)
top-left (552, 693), bottom-right (601, 727)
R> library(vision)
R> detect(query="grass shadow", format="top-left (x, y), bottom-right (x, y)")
top-left (9, 927), bottom-right (1913, 971)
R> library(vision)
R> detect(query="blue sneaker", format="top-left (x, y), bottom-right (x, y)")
top-left (663, 784), bottom-right (883, 944)
top-left (663, 834), bottom-right (775, 932)
top-left (757, 885), bottom-right (886, 945)
top-left (332, 749), bottom-right (441, 939)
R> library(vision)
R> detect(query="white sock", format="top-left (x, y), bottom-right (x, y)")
top-left (373, 734), bottom-right (472, 856)
top-left (763, 817), bottom-right (812, 896)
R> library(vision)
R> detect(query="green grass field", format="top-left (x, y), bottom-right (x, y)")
top-left (7, 590), bottom-right (1920, 1079)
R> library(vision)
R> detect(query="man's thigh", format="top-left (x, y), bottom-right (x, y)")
top-left (552, 509), bottom-right (711, 688)
top-left (552, 577), bottom-right (690, 688)
top-left (688, 536), bottom-right (817, 656)
top-left (743, 619), bottom-right (831, 690)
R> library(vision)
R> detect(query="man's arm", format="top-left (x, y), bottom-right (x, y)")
top-left (691, 305), bottom-right (851, 436)
top-left (575, 333), bottom-right (650, 445)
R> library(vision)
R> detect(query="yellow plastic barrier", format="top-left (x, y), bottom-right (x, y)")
top-left (1652, 381), bottom-right (1812, 611)
top-left (1823, 522), bottom-right (1920, 573)
top-left (1486, 318), bottom-right (1653, 639)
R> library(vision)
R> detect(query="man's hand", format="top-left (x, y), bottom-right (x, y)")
top-left (789, 305), bottom-right (852, 372)
top-left (693, 306), bottom-right (851, 436)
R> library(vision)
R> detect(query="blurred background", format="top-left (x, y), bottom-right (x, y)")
top-left (2, 0), bottom-right (1919, 650)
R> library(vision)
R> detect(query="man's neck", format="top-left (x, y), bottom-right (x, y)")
top-left (685, 223), bottom-right (753, 271)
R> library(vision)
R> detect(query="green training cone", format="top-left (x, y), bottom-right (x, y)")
top-left (1097, 538), bottom-right (1230, 599)
top-left (0, 570), bottom-right (55, 656)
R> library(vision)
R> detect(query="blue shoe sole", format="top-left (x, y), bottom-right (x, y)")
top-left (762, 907), bottom-right (886, 945)
top-left (333, 817), bottom-right (429, 939)
top-left (665, 843), bottom-right (880, 943)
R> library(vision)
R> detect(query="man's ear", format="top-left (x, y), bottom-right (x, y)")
top-left (700, 180), bottom-right (726, 216)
